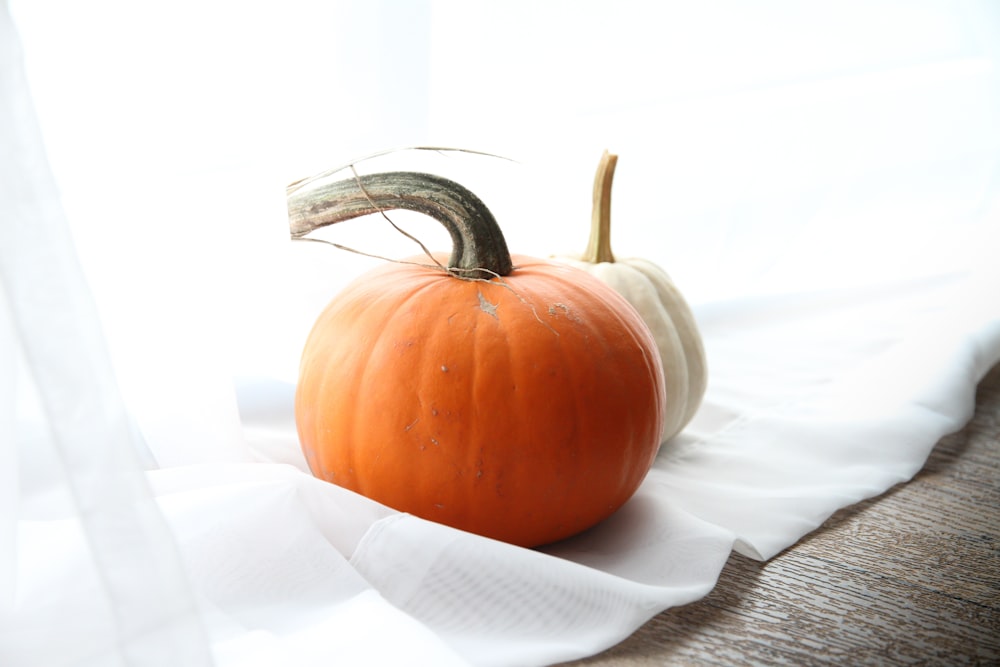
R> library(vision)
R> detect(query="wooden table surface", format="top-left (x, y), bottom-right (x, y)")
top-left (561, 362), bottom-right (1000, 666)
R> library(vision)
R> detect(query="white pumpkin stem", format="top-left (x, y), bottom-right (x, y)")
top-left (584, 150), bottom-right (618, 264)
top-left (287, 171), bottom-right (514, 278)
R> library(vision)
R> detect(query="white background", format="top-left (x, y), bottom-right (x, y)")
top-left (10, 0), bottom-right (1000, 386)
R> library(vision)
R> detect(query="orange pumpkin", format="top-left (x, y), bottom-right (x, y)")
top-left (288, 170), bottom-right (666, 547)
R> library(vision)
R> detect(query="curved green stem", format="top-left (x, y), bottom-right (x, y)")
top-left (287, 171), bottom-right (513, 278)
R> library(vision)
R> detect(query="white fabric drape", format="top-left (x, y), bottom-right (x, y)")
top-left (4, 1), bottom-right (1000, 666)
top-left (1, 1), bottom-right (211, 663)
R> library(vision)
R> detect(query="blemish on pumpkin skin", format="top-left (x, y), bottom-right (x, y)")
top-left (548, 302), bottom-right (581, 324)
top-left (404, 418), bottom-right (419, 432)
top-left (477, 291), bottom-right (499, 319)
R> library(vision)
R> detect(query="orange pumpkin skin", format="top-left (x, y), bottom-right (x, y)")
top-left (295, 253), bottom-right (666, 548)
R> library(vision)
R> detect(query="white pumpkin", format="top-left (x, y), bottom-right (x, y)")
top-left (555, 151), bottom-right (707, 443)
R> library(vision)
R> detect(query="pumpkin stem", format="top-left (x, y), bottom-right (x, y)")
top-left (287, 171), bottom-right (514, 278)
top-left (583, 150), bottom-right (618, 264)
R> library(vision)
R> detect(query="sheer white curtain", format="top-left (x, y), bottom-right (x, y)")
top-left (1, 0), bottom-right (211, 663)
top-left (4, 2), bottom-right (1000, 666)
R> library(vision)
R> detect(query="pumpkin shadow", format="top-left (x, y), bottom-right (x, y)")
top-left (541, 489), bottom-right (735, 580)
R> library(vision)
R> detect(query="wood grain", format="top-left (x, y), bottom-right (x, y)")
top-left (561, 363), bottom-right (1000, 666)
